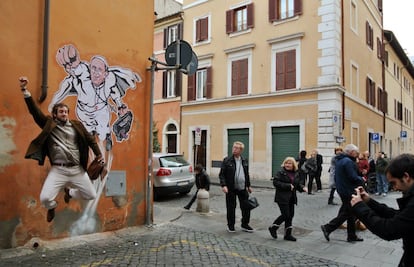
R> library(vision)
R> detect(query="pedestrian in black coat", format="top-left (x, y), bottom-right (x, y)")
top-left (184, 164), bottom-right (210, 210)
top-left (351, 153), bottom-right (414, 267)
top-left (269, 157), bottom-right (307, 241)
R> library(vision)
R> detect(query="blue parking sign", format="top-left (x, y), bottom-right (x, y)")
top-left (401, 131), bottom-right (407, 138)
top-left (372, 133), bottom-right (380, 143)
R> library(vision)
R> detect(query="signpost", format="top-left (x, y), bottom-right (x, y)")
top-left (401, 130), bottom-right (407, 142)
top-left (146, 40), bottom-right (198, 225)
top-left (195, 127), bottom-right (201, 166)
top-left (372, 133), bottom-right (380, 144)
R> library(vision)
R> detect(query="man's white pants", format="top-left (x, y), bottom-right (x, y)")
top-left (40, 166), bottom-right (97, 209)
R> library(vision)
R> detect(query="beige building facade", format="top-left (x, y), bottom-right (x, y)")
top-left (383, 30), bottom-right (414, 157)
top-left (156, 0), bottom-right (413, 182)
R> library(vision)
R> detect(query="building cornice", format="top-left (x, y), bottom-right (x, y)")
top-left (266, 32), bottom-right (305, 45)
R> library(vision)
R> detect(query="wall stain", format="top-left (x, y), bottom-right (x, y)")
top-left (0, 217), bottom-right (20, 249)
top-left (0, 117), bottom-right (17, 172)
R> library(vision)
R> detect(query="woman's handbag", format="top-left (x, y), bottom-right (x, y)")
top-left (241, 194), bottom-right (259, 210)
top-left (87, 158), bottom-right (107, 181)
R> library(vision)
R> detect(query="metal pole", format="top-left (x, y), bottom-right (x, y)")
top-left (145, 58), bottom-right (156, 226)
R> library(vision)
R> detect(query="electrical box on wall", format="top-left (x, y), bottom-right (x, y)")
top-left (106, 171), bottom-right (127, 196)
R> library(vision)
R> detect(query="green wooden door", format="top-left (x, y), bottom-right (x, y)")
top-left (228, 128), bottom-right (249, 159)
top-left (272, 126), bottom-right (299, 175)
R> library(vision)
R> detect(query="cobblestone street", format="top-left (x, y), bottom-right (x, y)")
top-left (0, 182), bottom-right (403, 266)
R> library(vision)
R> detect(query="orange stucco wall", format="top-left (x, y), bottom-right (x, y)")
top-left (0, 0), bottom-right (153, 248)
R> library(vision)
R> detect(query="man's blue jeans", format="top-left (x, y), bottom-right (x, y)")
top-left (376, 173), bottom-right (388, 194)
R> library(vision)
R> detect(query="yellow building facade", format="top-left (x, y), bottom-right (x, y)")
top-left (179, 0), bottom-right (389, 180)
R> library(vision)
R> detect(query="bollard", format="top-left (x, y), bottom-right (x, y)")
top-left (196, 189), bottom-right (209, 213)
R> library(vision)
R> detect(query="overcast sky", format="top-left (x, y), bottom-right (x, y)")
top-left (383, 0), bottom-right (414, 56)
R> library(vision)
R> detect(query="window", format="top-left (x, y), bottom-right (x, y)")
top-left (163, 70), bottom-right (182, 99)
top-left (269, 0), bottom-right (302, 22)
top-left (377, 0), bottom-right (383, 12)
top-left (195, 16), bottom-right (209, 43)
top-left (231, 58), bottom-right (248, 95)
top-left (395, 100), bottom-right (402, 120)
top-left (187, 67), bottom-right (212, 101)
top-left (350, 62), bottom-right (359, 95)
top-left (377, 87), bottom-right (388, 113)
top-left (271, 38), bottom-right (300, 91)
top-left (163, 23), bottom-right (182, 49)
top-left (350, 0), bottom-right (357, 32)
top-left (276, 50), bottom-right (296, 90)
top-left (404, 107), bottom-right (410, 125)
top-left (163, 122), bottom-right (179, 153)
top-left (366, 77), bottom-right (376, 107)
top-left (227, 49), bottom-right (252, 96)
top-left (226, 3), bottom-right (254, 34)
top-left (377, 37), bottom-right (383, 60)
top-left (366, 21), bottom-right (374, 49)
top-left (196, 69), bottom-right (207, 99)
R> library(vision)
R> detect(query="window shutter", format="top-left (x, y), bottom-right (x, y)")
top-left (177, 22), bottom-right (183, 40)
top-left (206, 67), bottom-right (212, 99)
top-left (294, 0), bottom-right (303, 16)
top-left (384, 91), bottom-right (388, 113)
top-left (377, 88), bottom-right (382, 110)
top-left (365, 21), bottom-right (370, 46)
top-left (196, 19), bottom-right (201, 42)
top-left (226, 10), bottom-right (233, 34)
top-left (176, 70), bottom-right (182, 97)
top-left (187, 72), bottom-right (196, 101)
top-left (247, 3), bottom-right (254, 29)
top-left (369, 27), bottom-right (374, 49)
top-left (269, 0), bottom-right (276, 22)
top-left (378, 0), bottom-right (383, 12)
top-left (365, 77), bottom-right (370, 103)
top-left (276, 52), bottom-right (285, 90)
top-left (162, 71), bottom-right (167, 98)
top-left (377, 38), bottom-right (383, 59)
top-left (286, 50), bottom-right (296, 89)
top-left (231, 61), bottom-right (238, 95)
top-left (200, 17), bottom-right (208, 41)
top-left (240, 59), bottom-right (248, 94)
top-left (372, 81), bottom-right (376, 107)
top-left (163, 28), bottom-right (168, 49)
top-left (384, 50), bottom-right (388, 66)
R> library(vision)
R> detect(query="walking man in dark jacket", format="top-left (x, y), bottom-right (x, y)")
top-left (351, 153), bottom-right (414, 267)
top-left (219, 141), bottom-right (253, 233)
top-left (321, 144), bottom-right (365, 242)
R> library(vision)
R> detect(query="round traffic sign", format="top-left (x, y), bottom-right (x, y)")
top-left (165, 40), bottom-right (193, 68)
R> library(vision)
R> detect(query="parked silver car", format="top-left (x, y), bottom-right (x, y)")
top-left (152, 153), bottom-right (195, 199)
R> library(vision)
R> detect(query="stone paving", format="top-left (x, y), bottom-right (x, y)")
top-left (0, 224), bottom-right (351, 267)
top-left (0, 181), bottom-right (404, 266)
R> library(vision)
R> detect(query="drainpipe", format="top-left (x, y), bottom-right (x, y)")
top-left (39, 0), bottom-right (50, 103)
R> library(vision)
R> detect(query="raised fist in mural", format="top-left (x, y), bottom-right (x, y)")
top-left (56, 44), bottom-right (81, 75)
top-left (18, 76), bottom-right (29, 91)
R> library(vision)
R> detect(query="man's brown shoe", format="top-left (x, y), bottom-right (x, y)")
top-left (47, 208), bottom-right (55, 222)
top-left (64, 188), bottom-right (71, 204)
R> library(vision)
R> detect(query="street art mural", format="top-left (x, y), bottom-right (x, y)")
top-left (49, 44), bottom-right (142, 235)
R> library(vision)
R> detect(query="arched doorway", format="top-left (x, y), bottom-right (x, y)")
top-left (163, 121), bottom-right (179, 153)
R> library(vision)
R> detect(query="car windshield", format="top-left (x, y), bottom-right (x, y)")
top-left (159, 155), bottom-right (189, 168)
